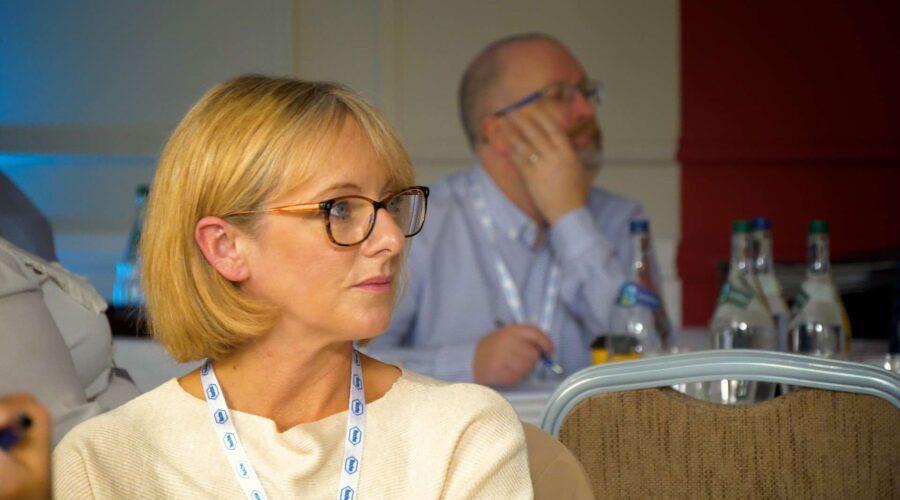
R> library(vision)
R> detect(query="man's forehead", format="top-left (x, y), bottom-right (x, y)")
top-left (499, 40), bottom-right (585, 91)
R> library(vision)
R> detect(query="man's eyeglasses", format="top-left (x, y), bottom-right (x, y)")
top-left (493, 79), bottom-right (604, 117)
top-left (226, 186), bottom-right (429, 247)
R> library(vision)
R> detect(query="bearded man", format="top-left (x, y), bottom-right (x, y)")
top-left (369, 33), bottom-right (660, 387)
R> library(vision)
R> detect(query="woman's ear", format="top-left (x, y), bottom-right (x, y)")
top-left (195, 216), bottom-right (251, 282)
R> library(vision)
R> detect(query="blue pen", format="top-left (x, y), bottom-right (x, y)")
top-left (541, 355), bottom-right (565, 375)
top-left (0, 413), bottom-right (32, 450)
top-left (495, 319), bottom-right (564, 375)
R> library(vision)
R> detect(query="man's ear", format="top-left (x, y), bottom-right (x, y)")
top-left (480, 114), bottom-right (511, 155)
top-left (195, 216), bottom-right (251, 282)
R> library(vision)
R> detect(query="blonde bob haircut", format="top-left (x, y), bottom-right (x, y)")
top-left (141, 75), bottom-right (414, 362)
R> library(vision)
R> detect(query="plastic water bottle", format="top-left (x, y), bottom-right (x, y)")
top-left (788, 220), bottom-right (851, 357)
top-left (709, 220), bottom-right (777, 403)
top-left (751, 217), bottom-right (790, 351)
top-left (605, 220), bottom-right (671, 359)
top-left (112, 185), bottom-right (149, 307)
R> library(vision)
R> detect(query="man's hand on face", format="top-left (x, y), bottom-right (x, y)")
top-left (499, 106), bottom-right (592, 225)
top-left (473, 323), bottom-right (555, 386)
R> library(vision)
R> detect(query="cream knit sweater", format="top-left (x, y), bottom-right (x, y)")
top-left (52, 370), bottom-right (533, 499)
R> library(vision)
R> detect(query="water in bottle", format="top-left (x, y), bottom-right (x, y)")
top-left (709, 220), bottom-right (778, 404)
top-left (605, 219), bottom-right (671, 359)
top-left (788, 220), bottom-right (851, 357)
top-left (112, 185), bottom-right (149, 307)
top-left (751, 217), bottom-right (790, 350)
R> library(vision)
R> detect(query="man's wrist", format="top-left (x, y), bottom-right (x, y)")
top-left (548, 206), bottom-right (612, 262)
top-left (543, 199), bottom-right (587, 225)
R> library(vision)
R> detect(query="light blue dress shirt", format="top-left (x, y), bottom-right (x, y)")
top-left (368, 165), bottom-right (660, 383)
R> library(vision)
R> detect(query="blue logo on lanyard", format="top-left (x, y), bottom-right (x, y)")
top-left (352, 351), bottom-right (360, 366)
top-left (201, 362), bottom-right (210, 376)
top-left (353, 374), bottom-right (363, 391)
top-left (206, 383), bottom-right (220, 400)
top-left (214, 409), bottom-right (229, 424)
top-left (237, 461), bottom-right (250, 479)
top-left (250, 490), bottom-right (265, 500)
top-left (345, 456), bottom-right (359, 474)
top-left (351, 399), bottom-right (364, 416)
top-left (223, 432), bottom-right (237, 450)
top-left (340, 486), bottom-right (355, 500)
top-left (348, 426), bottom-right (362, 445)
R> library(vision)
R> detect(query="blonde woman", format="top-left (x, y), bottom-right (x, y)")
top-left (52, 76), bottom-right (532, 499)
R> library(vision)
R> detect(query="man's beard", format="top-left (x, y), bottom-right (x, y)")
top-left (569, 120), bottom-right (603, 171)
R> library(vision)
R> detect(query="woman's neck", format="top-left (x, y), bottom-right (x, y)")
top-left (229, 339), bottom-right (354, 428)
top-left (179, 325), bottom-right (402, 432)
top-left (181, 328), bottom-right (354, 431)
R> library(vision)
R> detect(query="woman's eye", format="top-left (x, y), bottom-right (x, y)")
top-left (330, 201), bottom-right (352, 221)
top-left (387, 196), bottom-right (404, 214)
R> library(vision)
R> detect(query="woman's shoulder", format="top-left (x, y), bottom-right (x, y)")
top-left (392, 370), bottom-right (519, 422)
top-left (53, 379), bottom-right (187, 456)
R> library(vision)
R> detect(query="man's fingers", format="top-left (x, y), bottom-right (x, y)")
top-left (501, 356), bottom-right (533, 384)
top-left (508, 341), bottom-right (541, 367)
top-left (508, 112), bottom-right (554, 155)
top-left (507, 137), bottom-right (533, 166)
top-left (529, 107), bottom-right (570, 149)
top-left (509, 325), bottom-right (555, 356)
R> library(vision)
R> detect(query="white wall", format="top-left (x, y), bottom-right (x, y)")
top-left (2, 0), bottom-right (680, 324)
top-left (294, 0), bottom-right (682, 324)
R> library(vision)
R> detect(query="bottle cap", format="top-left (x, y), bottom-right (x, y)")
top-left (751, 217), bottom-right (771, 230)
top-left (629, 219), bottom-right (650, 234)
top-left (808, 219), bottom-right (829, 234)
top-left (732, 220), bottom-right (751, 233)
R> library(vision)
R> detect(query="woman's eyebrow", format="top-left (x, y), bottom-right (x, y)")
top-left (311, 182), bottom-right (362, 200)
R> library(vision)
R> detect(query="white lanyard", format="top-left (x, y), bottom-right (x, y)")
top-left (201, 350), bottom-right (367, 500)
top-left (468, 180), bottom-right (561, 335)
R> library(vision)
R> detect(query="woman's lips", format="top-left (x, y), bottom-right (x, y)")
top-left (354, 276), bottom-right (393, 293)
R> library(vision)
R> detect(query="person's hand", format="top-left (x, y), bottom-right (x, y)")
top-left (500, 107), bottom-right (592, 224)
top-left (473, 324), bottom-right (555, 386)
top-left (0, 394), bottom-right (50, 500)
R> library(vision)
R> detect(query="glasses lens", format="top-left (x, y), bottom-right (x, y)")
top-left (386, 189), bottom-right (426, 236)
top-left (328, 197), bottom-right (375, 245)
top-left (545, 83), bottom-right (570, 103)
top-left (326, 189), bottom-right (427, 245)
top-left (583, 80), bottom-right (603, 105)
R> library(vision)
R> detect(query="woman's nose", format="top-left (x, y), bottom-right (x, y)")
top-left (363, 207), bottom-right (404, 255)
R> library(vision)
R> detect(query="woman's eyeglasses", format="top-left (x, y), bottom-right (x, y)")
top-left (226, 186), bottom-right (430, 246)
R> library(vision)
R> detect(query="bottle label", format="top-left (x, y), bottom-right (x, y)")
top-left (718, 282), bottom-right (752, 309)
top-left (616, 282), bottom-right (660, 309)
top-left (757, 274), bottom-right (782, 298)
top-left (793, 281), bottom-right (838, 313)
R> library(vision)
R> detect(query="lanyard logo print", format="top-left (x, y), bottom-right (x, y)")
top-left (201, 350), bottom-right (367, 500)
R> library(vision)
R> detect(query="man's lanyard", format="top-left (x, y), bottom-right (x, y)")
top-left (200, 350), bottom-right (367, 500)
top-left (468, 179), bottom-right (561, 336)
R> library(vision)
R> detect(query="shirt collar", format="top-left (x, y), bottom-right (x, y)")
top-left (472, 164), bottom-right (539, 247)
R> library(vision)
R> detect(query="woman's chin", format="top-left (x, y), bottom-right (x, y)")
top-left (347, 311), bottom-right (393, 339)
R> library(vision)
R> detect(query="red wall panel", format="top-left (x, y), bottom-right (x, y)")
top-left (679, 1), bottom-right (900, 326)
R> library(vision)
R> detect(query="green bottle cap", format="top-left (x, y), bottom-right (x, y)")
top-left (808, 219), bottom-right (829, 234)
top-left (731, 220), bottom-right (751, 233)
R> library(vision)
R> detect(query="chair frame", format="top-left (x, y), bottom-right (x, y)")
top-left (540, 349), bottom-right (900, 437)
